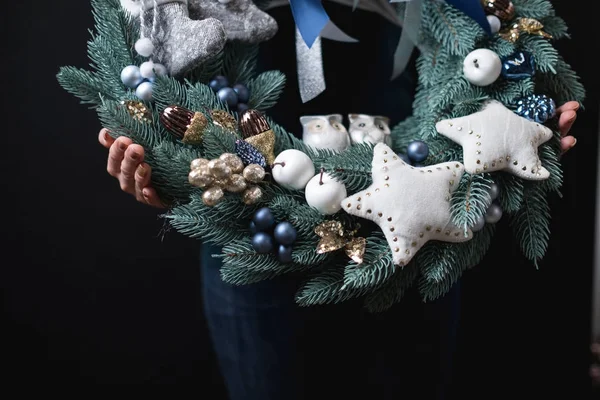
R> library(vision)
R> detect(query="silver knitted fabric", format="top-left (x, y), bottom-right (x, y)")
top-left (140, 2), bottom-right (226, 76)
top-left (188, 0), bottom-right (278, 43)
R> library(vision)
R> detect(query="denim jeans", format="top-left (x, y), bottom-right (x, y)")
top-left (200, 3), bottom-right (461, 399)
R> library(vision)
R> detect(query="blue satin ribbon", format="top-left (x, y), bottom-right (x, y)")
top-left (288, 0), bottom-right (330, 48)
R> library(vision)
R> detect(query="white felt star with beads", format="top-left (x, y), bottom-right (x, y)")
top-left (341, 143), bottom-right (473, 267)
top-left (435, 100), bottom-right (554, 180)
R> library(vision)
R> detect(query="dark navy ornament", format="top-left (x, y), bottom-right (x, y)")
top-left (253, 207), bottom-right (275, 231)
top-left (515, 94), bottom-right (556, 123)
top-left (235, 140), bottom-right (267, 168)
top-left (209, 75), bottom-right (229, 92)
top-left (252, 232), bottom-right (274, 254)
top-left (501, 51), bottom-right (535, 80)
top-left (274, 222), bottom-right (297, 246)
top-left (277, 244), bottom-right (294, 263)
top-left (407, 140), bottom-right (429, 163)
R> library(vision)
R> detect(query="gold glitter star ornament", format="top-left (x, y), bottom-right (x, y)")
top-left (435, 100), bottom-right (553, 180)
top-left (340, 144), bottom-right (473, 267)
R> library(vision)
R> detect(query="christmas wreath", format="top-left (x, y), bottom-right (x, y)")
top-left (58, 0), bottom-right (585, 311)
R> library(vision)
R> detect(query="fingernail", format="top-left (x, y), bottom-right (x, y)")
top-left (119, 142), bottom-right (127, 151)
top-left (142, 188), bottom-right (150, 199)
top-left (570, 138), bottom-right (577, 148)
top-left (130, 152), bottom-right (139, 160)
top-left (137, 164), bottom-right (147, 178)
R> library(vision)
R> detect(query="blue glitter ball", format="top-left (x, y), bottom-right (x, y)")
top-left (277, 244), bottom-right (294, 263)
top-left (235, 140), bottom-right (267, 168)
top-left (515, 94), bottom-right (556, 123)
top-left (209, 75), bottom-right (229, 92)
top-left (217, 87), bottom-right (239, 108)
top-left (252, 232), bottom-right (274, 254)
top-left (407, 140), bottom-right (429, 163)
top-left (501, 51), bottom-right (535, 80)
top-left (274, 222), bottom-right (297, 246)
top-left (253, 207), bottom-right (275, 232)
top-left (233, 83), bottom-right (250, 103)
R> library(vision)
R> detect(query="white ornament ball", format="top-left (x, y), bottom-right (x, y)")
top-left (271, 149), bottom-right (315, 190)
top-left (140, 61), bottom-right (157, 80)
top-left (135, 38), bottom-right (154, 57)
top-left (120, 65), bottom-right (143, 88)
top-left (486, 15), bottom-right (502, 34)
top-left (463, 48), bottom-right (502, 87)
top-left (136, 81), bottom-right (153, 101)
top-left (305, 172), bottom-right (347, 215)
top-left (152, 63), bottom-right (168, 77)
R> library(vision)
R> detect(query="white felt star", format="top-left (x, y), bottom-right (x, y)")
top-left (341, 143), bottom-right (473, 267)
top-left (435, 100), bottom-right (554, 180)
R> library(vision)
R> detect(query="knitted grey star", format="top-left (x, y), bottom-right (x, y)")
top-left (121, 0), bottom-right (226, 76)
top-left (435, 100), bottom-right (554, 180)
top-left (189, 0), bottom-right (278, 43)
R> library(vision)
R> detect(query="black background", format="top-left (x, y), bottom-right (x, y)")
top-left (2, 0), bottom-right (599, 396)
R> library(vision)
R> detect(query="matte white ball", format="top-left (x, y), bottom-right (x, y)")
top-left (305, 173), bottom-right (347, 215)
top-left (152, 63), bottom-right (168, 77)
top-left (140, 61), bottom-right (157, 79)
top-left (486, 15), bottom-right (502, 34)
top-left (463, 48), bottom-right (502, 87)
top-left (135, 38), bottom-right (154, 57)
top-left (120, 65), bottom-right (143, 88)
top-left (136, 81), bottom-right (153, 101)
top-left (271, 149), bottom-right (315, 190)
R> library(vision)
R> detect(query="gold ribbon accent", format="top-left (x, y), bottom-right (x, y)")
top-left (499, 17), bottom-right (552, 43)
top-left (315, 220), bottom-right (367, 264)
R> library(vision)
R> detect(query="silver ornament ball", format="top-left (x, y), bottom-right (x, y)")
top-left (120, 65), bottom-right (143, 89)
top-left (135, 81), bottom-right (153, 101)
top-left (486, 15), bottom-right (502, 34)
top-left (140, 61), bottom-right (157, 80)
top-left (470, 215), bottom-right (486, 232)
top-left (485, 203), bottom-right (503, 224)
top-left (489, 183), bottom-right (500, 201)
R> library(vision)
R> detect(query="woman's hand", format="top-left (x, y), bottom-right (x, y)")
top-left (98, 128), bottom-right (165, 208)
top-left (556, 101), bottom-right (580, 154)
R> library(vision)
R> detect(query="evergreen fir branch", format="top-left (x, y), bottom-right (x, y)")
top-left (319, 143), bottom-right (375, 193)
top-left (449, 90), bottom-right (489, 117)
top-left (492, 79), bottom-right (535, 107)
top-left (151, 76), bottom-right (192, 112)
top-left (508, 182), bottom-right (551, 266)
top-left (87, 34), bottom-right (131, 93)
top-left (493, 172), bottom-right (524, 213)
top-left (219, 239), bottom-right (308, 275)
top-left (486, 35), bottom-right (517, 59)
top-left (247, 71), bottom-right (287, 112)
top-left (417, 223), bottom-right (494, 301)
top-left (538, 141), bottom-right (563, 194)
top-left (97, 99), bottom-right (166, 148)
top-left (391, 115), bottom-right (421, 152)
top-left (450, 173), bottom-right (494, 231)
top-left (267, 195), bottom-right (324, 237)
top-left (423, 0), bottom-right (483, 57)
top-left (57, 67), bottom-right (121, 106)
top-left (149, 141), bottom-right (202, 203)
top-left (221, 42), bottom-right (260, 86)
top-left (90, 0), bottom-right (140, 66)
top-left (186, 81), bottom-right (226, 112)
top-left (269, 117), bottom-right (311, 155)
top-left (513, 0), bottom-right (555, 21)
top-left (341, 233), bottom-right (396, 290)
top-left (415, 45), bottom-right (463, 89)
top-left (295, 267), bottom-right (371, 307)
top-left (362, 264), bottom-right (419, 313)
top-left (166, 196), bottom-right (250, 245)
top-left (539, 16), bottom-right (570, 40)
top-left (184, 50), bottom-right (225, 85)
top-left (535, 57), bottom-right (586, 106)
top-left (423, 135), bottom-right (464, 164)
top-left (200, 124), bottom-right (240, 160)
top-left (520, 36), bottom-right (559, 74)
top-left (219, 263), bottom-right (283, 286)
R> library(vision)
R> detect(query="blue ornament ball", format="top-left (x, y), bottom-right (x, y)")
top-left (235, 140), bottom-right (267, 168)
top-left (237, 103), bottom-right (250, 115)
top-left (277, 244), bottom-right (294, 263)
top-left (407, 140), bottom-right (429, 163)
top-left (515, 94), bottom-right (556, 124)
top-left (209, 75), bottom-right (229, 92)
top-left (135, 81), bottom-right (153, 101)
top-left (233, 83), bottom-right (250, 103)
top-left (249, 221), bottom-right (257, 235)
top-left (121, 65), bottom-right (144, 88)
top-left (274, 222), bottom-right (297, 246)
top-left (501, 51), bottom-right (535, 80)
top-left (217, 87), bottom-right (239, 108)
top-left (253, 207), bottom-right (275, 232)
top-left (252, 232), bottom-right (274, 254)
